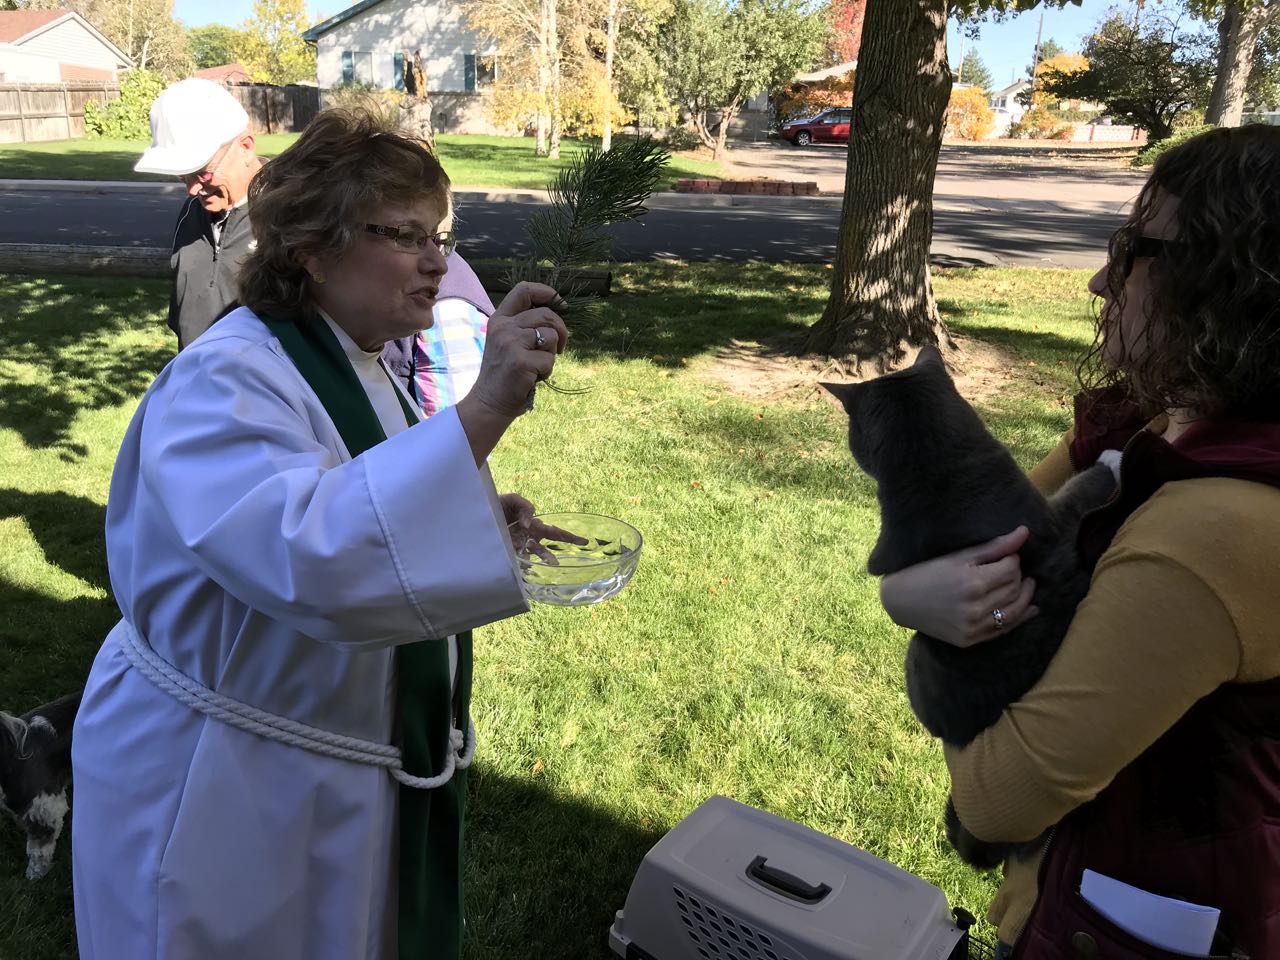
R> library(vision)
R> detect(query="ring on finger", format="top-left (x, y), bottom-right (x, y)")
top-left (533, 327), bottom-right (546, 349)
top-left (992, 608), bottom-right (1007, 629)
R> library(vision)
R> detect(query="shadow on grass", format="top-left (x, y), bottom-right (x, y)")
top-left (560, 263), bottom-right (823, 368)
top-left (465, 767), bottom-right (664, 959)
top-left (0, 489), bottom-right (114, 706)
top-left (0, 276), bottom-right (170, 456)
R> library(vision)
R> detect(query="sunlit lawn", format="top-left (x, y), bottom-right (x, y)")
top-left (0, 265), bottom-right (1095, 959)
top-left (0, 133), bottom-right (725, 190)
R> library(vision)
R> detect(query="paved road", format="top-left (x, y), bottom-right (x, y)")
top-left (0, 168), bottom-right (1132, 269)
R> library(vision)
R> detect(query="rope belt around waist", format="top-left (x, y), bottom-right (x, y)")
top-left (117, 621), bottom-right (474, 790)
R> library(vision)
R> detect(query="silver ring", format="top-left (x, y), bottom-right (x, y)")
top-left (533, 327), bottom-right (546, 349)
top-left (992, 608), bottom-right (1007, 629)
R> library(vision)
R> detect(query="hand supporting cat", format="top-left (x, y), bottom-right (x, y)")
top-left (824, 346), bottom-right (1120, 870)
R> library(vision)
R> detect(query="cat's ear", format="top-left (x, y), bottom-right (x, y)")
top-left (914, 344), bottom-right (945, 368)
top-left (820, 381), bottom-right (859, 411)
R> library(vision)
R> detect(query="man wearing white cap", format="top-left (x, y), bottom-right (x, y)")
top-left (136, 78), bottom-right (263, 350)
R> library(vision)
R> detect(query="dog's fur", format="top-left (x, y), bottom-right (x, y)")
top-left (0, 692), bottom-right (80, 879)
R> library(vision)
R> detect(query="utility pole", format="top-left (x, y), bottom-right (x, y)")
top-left (1027, 10), bottom-right (1044, 101)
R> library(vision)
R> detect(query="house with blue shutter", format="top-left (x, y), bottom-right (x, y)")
top-left (301, 0), bottom-right (502, 133)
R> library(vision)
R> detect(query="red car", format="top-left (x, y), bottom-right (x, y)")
top-left (779, 107), bottom-right (852, 146)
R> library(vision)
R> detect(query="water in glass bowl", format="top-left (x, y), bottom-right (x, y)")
top-left (511, 513), bottom-right (643, 606)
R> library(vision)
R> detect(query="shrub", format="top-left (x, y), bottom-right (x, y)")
top-left (774, 70), bottom-right (853, 125)
top-left (84, 69), bottom-right (166, 140)
top-left (945, 86), bottom-right (995, 141)
top-left (1132, 123), bottom-right (1215, 168)
top-left (1008, 105), bottom-right (1073, 140)
top-left (662, 125), bottom-right (703, 151)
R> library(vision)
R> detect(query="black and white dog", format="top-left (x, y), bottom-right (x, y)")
top-left (0, 692), bottom-right (80, 879)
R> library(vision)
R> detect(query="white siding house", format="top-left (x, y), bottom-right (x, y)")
top-left (304, 0), bottom-right (495, 94)
top-left (0, 10), bottom-right (132, 83)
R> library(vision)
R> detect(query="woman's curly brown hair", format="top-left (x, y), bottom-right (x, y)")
top-left (1082, 125), bottom-right (1280, 421)
top-left (237, 107), bottom-right (450, 321)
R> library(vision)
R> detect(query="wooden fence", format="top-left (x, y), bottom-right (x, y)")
top-left (0, 82), bottom-right (118, 143)
top-left (224, 83), bottom-right (320, 135)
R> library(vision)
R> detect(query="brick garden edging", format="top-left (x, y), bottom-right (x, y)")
top-left (674, 179), bottom-right (821, 196)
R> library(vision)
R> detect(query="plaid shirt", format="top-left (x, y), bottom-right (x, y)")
top-left (413, 297), bottom-right (488, 418)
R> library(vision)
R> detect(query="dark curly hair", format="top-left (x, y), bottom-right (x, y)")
top-left (237, 107), bottom-right (450, 321)
top-left (1082, 125), bottom-right (1280, 421)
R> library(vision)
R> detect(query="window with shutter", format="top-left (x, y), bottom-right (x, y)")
top-left (341, 50), bottom-right (354, 85)
top-left (463, 53), bottom-right (476, 93)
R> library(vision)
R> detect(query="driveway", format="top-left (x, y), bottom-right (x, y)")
top-left (727, 141), bottom-right (1147, 219)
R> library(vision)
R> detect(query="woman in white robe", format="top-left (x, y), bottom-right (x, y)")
top-left (71, 108), bottom-right (569, 960)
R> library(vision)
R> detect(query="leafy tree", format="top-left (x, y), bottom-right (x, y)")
top-left (1021, 50), bottom-right (1087, 105)
top-left (237, 0), bottom-right (315, 85)
top-left (1041, 11), bottom-right (1214, 141)
top-left (958, 48), bottom-right (993, 89)
top-left (22, 0), bottom-right (192, 78)
top-left (946, 83), bottom-right (994, 136)
top-left (656, 0), bottom-right (828, 160)
top-left (823, 0), bottom-right (866, 64)
top-left (1190, 0), bottom-right (1280, 125)
top-left (188, 24), bottom-right (249, 69)
top-left (807, 0), bottom-right (1080, 370)
top-left (1028, 34), bottom-right (1064, 75)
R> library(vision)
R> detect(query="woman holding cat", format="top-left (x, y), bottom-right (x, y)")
top-left (880, 125), bottom-right (1280, 959)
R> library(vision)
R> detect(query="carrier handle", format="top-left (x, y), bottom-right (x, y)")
top-left (745, 855), bottom-right (832, 904)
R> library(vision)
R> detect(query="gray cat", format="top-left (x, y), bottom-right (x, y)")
top-left (822, 345), bottom-right (1119, 869)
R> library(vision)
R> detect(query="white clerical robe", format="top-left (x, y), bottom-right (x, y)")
top-left (71, 307), bottom-right (527, 960)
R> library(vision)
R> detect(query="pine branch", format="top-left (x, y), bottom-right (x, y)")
top-left (511, 135), bottom-right (669, 397)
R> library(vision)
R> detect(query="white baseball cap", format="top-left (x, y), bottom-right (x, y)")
top-left (135, 78), bottom-right (250, 175)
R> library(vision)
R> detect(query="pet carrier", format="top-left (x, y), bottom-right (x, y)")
top-left (609, 795), bottom-right (994, 960)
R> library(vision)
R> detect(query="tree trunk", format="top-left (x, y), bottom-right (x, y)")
top-left (602, 0), bottom-right (619, 151)
top-left (547, 0), bottom-right (562, 159)
top-left (1205, 0), bottom-right (1277, 127)
top-left (714, 103), bottom-right (738, 160)
top-left (804, 0), bottom-right (952, 371)
top-left (536, 0), bottom-right (554, 156)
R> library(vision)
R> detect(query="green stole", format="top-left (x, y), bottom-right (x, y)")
top-left (262, 314), bottom-right (473, 960)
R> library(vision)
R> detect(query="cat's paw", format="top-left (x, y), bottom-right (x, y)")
top-left (1097, 448), bottom-right (1123, 480)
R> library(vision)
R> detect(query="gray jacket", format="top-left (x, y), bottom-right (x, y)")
top-left (168, 198), bottom-right (255, 350)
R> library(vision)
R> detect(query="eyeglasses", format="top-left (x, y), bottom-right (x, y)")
top-left (1113, 230), bottom-right (1176, 277)
top-left (180, 140), bottom-right (236, 187)
top-left (365, 223), bottom-right (456, 257)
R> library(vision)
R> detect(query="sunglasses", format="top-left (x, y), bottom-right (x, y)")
top-left (365, 223), bottom-right (457, 257)
top-left (1114, 231), bottom-right (1176, 277)
top-left (180, 141), bottom-right (236, 187)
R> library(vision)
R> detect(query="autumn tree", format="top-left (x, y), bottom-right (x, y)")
top-left (823, 0), bottom-right (866, 64)
top-left (23, 0), bottom-right (192, 78)
top-left (805, 0), bottom-right (1079, 371)
top-left (1024, 50), bottom-right (1087, 106)
top-left (188, 24), bottom-right (249, 69)
top-left (656, 0), bottom-right (828, 160)
top-left (238, 0), bottom-right (315, 85)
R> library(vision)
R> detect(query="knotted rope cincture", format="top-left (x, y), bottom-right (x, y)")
top-left (118, 623), bottom-right (473, 790)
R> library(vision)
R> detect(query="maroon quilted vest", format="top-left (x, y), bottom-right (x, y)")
top-left (1015, 398), bottom-right (1280, 959)
top-left (1015, 678), bottom-right (1280, 959)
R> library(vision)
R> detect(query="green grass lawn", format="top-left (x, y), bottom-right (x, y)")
top-left (0, 133), bottom-right (724, 190)
top-left (0, 264), bottom-right (1096, 959)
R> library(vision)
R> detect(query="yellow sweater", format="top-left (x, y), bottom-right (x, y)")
top-left (944, 430), bottom-right (1280, 944)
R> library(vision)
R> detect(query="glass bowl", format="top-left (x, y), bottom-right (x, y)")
top-left (510, 512), bottom-right (643, 606)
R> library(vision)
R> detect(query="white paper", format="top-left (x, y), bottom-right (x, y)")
top-left (1080, 869), bottom-right (1219, 957)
